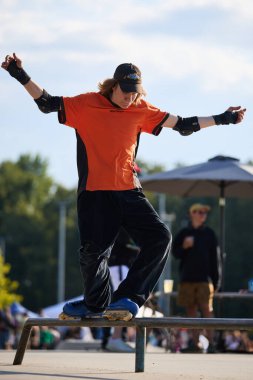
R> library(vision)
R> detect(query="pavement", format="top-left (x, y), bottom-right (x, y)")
top-left (1, 349), bottom-right (253, 380)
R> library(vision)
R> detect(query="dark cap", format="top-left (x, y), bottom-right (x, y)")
top-left (113, 63), bottom-right (142, 93)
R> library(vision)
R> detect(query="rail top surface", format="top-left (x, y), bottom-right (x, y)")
top-left (23, 316), bottom-right (253, 330)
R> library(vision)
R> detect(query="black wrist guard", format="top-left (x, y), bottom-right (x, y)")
top-left (7, 60), bottom-right (31, 85)
top-left (213, 111), bottom-right (238, 125)
top-left (173, 116), bottom-right (200, 136)
top-left (34, 89), bottom-right (61, 113)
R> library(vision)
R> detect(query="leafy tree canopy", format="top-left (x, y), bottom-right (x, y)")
top-left (0, 253), bottom-right (22, 309)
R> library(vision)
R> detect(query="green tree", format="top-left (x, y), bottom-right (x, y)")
top-left (0, 254), bottom-right (22, 308)
top-left (136, 158), bottom-right (165, 175)
top-left (0, 154), bottom-right (82, 311)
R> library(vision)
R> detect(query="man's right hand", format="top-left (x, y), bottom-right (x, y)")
top-left (182, 236), bottom-right (194, 249)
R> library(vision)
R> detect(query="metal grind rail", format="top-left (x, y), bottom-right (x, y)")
top-left (13, 317), bottom-right (253, 372)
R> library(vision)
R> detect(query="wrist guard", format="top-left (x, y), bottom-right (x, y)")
top-left (7, 60), bottom-right (31, 85)
top-left (213, 111), bottom-right (238, 125)
top-left (34, 89), bottom-right (61, 113)
top-left (173, 116), bottom-right (200, 136)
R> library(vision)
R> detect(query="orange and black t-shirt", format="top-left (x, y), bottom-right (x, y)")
top-left (58, 92), bottom-right (169, 191)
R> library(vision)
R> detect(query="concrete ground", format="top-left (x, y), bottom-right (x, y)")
top-left (0, 350), bottom-right (253, 380)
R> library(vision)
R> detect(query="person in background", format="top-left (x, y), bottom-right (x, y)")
top-left (172, 203), bottom-right (221, 353)
top-left (0, 306), bottom-right (16, 349)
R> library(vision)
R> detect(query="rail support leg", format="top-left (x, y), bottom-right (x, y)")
top-left (135, 325), bottom-right (146, 372)
top-left (13, 324), bottom-right (32, 365)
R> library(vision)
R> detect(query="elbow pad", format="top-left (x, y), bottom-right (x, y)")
top-left (34, 89), bottom-right (61, 114)
top-left (173, 116), bottom-right (200, 136)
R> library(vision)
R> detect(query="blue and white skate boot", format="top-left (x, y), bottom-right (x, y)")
top-left (104, 298), bottom-right (139, 321)
top-left (59, 299), bottom-right (104, 320)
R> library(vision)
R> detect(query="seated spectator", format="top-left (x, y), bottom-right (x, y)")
top-left (224, 330), bottom-right (253, 353)
top-left (0, 306), bottom-right (16, 349)
top-left (39, 325), bottom-right (60, 349)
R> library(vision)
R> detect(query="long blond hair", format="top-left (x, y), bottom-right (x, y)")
top-left (98, 78), bottom-right (146, 106)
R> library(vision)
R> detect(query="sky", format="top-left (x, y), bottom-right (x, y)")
top-left (1, 0), bottom-right (252, 188)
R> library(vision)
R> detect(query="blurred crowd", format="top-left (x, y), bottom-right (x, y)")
top-left (0, 306), bottom-right (61, 350)
top-left (168, 326), bottom-right (253, 354)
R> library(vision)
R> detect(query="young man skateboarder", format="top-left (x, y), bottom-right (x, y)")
top-left (2, 53), bottom-right (246, 321)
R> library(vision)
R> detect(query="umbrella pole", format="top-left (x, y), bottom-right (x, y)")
top-left (216, 184), bottom-right (226, 349)
top-left (219, 183), bottom-right (226, 292)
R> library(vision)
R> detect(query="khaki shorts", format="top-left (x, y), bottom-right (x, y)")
top-left (177, 282), bottom-right (214, 310)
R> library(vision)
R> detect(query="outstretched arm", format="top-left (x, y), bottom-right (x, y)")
top-left (1, 53), bottom-right (61, 113)
top-left (2, 53), bottom-right (43, 99)
top-left (162, 107), bottom-right (246, 136)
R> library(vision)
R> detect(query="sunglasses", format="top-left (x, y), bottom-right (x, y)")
top-left (193, 210), bottom-right (208, 215)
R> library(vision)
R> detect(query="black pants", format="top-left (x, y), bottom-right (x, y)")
top-left (77, 189), bottom-right (171, 313)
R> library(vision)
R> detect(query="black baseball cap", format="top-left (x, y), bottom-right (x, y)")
top-left (113, 63), bottom-right (142, 93)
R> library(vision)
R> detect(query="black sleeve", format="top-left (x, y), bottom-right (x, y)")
top-left (58, 97), bottom-right (66, 123)
top-left (152, 113), bottom-right (170, 136)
